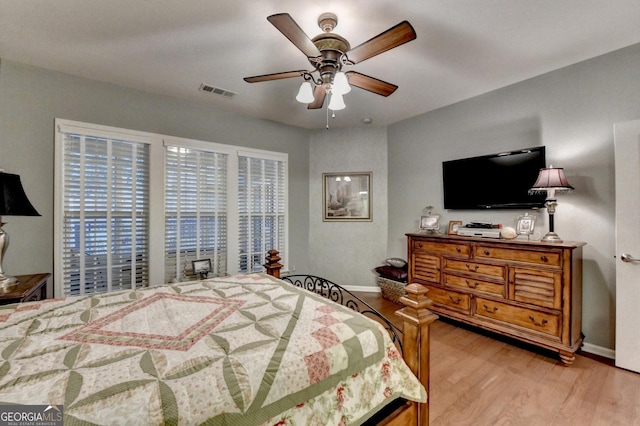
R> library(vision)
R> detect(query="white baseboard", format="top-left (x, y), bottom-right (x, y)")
top-left (581, 342), bottom-right (615, 359)
top-left (343, 285), bottom-right (380, 293)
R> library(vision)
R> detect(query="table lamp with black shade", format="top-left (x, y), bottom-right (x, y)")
top-left (529, 165), bottom-right (574, 243)
top-left (0, 172), bottom-right (40, 289)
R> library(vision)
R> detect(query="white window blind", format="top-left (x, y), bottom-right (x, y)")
top-left (56, 120), bottom-right (289, 295)
top-left (60, 132), bottom-right (150, 296)
top-left (238, 154), bottom-right (286, 273)
top-left (164, 146), bottom-right (228, 281)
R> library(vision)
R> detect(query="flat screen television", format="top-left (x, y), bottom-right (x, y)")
top-left (442, 146), bottom-right (546, 210)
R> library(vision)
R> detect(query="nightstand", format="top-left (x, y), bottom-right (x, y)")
top-left (0, 273), bottom-right (50, 305)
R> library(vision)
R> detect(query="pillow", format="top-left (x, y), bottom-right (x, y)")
top-left (374, 265), bottom-right (408, 282)
top-left (385, 257), bottom-right (408, 268)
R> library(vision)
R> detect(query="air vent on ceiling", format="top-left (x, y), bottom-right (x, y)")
top-left (199, 83), bottom-right (236, 98)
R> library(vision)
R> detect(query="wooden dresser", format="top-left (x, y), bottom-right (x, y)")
top-left (406, 233), bottom-right (585, 365)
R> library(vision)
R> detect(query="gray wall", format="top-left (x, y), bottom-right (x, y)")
top-left (387, 43), bottom-right (640, 351)
top-left (4, 41), bottom-right (640, 352)
top-left (308, 126), bottom-right (388, 287)
top-left (0, 59), bottom-right (311, 291)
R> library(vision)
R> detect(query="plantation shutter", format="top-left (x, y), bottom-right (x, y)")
top-left (238, 153), bottom-right (286, 273)
top-left (60, 132), bottom-right (150, 296)
top-left (164, 146), bottom-right (228, 282)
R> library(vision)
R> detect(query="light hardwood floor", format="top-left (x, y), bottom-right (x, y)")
top-left (355, 292), bottom-right (640, 426)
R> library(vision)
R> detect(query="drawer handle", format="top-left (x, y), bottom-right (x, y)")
top-left (456, 247), bottom-right (461, 253)
top-left (465, 279), bottom-right (479, 289)
top-left (484, 250), bottom-right (490, 256)
top-left (540, 256), bottom-right (548, 262)
top-left (465, 263), bottom-right (479, 271)
top-left (418, 243), bottom-right (423, 248)
top-left (483, 304), bottom-right (498, 314)
top-left (529, 316), bottom-right (548, 327)
top-left (449, 295), bottom-right (462, 305)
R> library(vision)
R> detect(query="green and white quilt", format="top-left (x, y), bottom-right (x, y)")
top-left (0, 273), bottom-right (425, 425)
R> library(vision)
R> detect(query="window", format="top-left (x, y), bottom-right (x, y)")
top-left (238, 153), bottom-right (287, 273)
top-left (164, 145), bottom-right (228, 282)
top-left (56, 126), bottom-right (150, 296)
top-left (55, 120), bottom-right (288, 297)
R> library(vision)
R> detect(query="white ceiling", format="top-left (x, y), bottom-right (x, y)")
top-left (2, 1), bottom-right (640, 130)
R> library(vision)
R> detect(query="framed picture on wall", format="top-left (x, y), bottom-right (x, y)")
top-left (323, 172), bottom-right (372, 221)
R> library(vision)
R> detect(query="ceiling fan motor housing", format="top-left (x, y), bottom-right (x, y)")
top-left (311, 32), bottom-right (350, 88)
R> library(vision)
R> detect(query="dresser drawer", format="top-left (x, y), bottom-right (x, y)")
top-left (444, 274), bottom-right (506, 297)
top-left (425, 285), bottom-right (471, 314)
top-left (475, 297), bottom-right (561, 338)
top-left (474, 245), bottom-right (562, 267)
top-left (412, 239), bottom-right (470, 257)
top-left (443, 258), bottom-right (506, 281)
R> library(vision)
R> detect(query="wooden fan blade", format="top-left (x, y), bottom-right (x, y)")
top-left (307, 85), bottom-right (326, 109)
top-left (244, 70), bottom-right (307, 83)
top-left (345, 71), bottom-right (398, 96)
top-left (346, 21), bottom-right (416, 64)
top-left (267, 13), bottom-right (322, 59)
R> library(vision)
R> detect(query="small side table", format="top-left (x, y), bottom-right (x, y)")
top-left (0, 273), bottom-right (50, 305)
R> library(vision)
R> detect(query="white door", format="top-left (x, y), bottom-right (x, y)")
top-left (614, 119), bottom-right (640, 373)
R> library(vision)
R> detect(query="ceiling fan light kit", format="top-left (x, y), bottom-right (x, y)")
top-left (332, 71), bottom-right (351, 95)
top-left (244, 12), bottom-right (416, 122)
top-left (295, 81), bottom-right (315, 103)
top-left (328, 92), bottom-right (346, 111)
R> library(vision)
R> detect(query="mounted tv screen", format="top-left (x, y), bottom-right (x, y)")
top-left (442, 146), bottom-right (547, 210)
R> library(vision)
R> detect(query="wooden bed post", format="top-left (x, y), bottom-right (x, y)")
top-left (395, 283), bottom-right (438, 426)
top-left (263, 249), bottom-right (283, 278)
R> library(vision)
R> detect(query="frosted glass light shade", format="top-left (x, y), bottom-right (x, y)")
top-left (295, 82), bottom-right (315, 104)
top-left (332, 72), bottom-right (351, 95)
top-left (328, 92), bottom-right (346, 111)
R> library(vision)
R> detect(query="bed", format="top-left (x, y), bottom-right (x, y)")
top-left (0, 254), bottom-right (436, 425)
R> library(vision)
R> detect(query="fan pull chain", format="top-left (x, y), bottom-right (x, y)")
top-left (325, 94), bottom-right (338, 130)
top-left (326, 101), bottom-right (330, 129)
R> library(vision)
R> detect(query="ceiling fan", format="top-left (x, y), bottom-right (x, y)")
top-left (244, 13), bottom-right (416, 110)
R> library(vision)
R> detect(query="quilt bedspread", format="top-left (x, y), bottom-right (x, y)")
top-left (0, 273), bottom-right (425, 425)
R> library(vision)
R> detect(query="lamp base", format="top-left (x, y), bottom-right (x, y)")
top-left (0, 274), bottom-right (18, 292)
top-left (541, 232), bottom-right (563, 243)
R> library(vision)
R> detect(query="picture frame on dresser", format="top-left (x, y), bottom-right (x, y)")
top-left (323, 172), bottom-right (372, 221)
top-left (420, 215), bottom-right (440, 231)
top-left (516, 213), bottom-right (535, 235)
top-left (448, 220), bottom-right (462, 235)
top-left (192, 259), bottom-right (212, 278)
